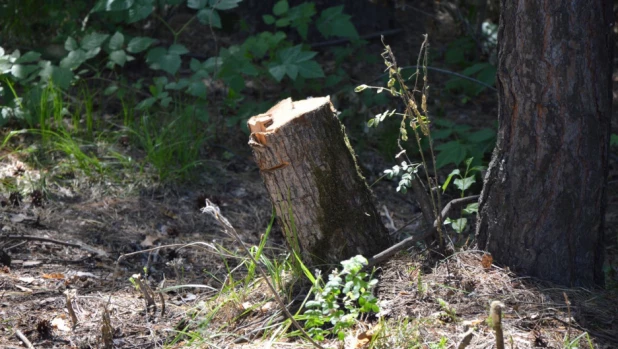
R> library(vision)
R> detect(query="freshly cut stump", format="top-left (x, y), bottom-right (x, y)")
top-left (248, 97), bottom-right (390, 267)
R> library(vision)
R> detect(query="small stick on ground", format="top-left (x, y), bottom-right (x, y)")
top-left (15, 329), bottom-right (35, 349)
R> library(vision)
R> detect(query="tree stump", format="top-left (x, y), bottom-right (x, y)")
top-left (248, 97), bottom-right (391, 267)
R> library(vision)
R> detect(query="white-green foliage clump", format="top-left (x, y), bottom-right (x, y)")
top-left (303, 255), bottom-right (379, 341)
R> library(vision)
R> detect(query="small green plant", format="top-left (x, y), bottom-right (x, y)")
top-left (436, 298), bottom-right (458, 322)
top-left (441, 157), bottom-right (483, 234)
top-left (302, 255), bottom-right (379, 341)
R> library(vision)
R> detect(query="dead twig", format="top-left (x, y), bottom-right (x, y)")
top-left (14, 329), bottom-right (35, 349)
top-left (367, 195), bottom-right (479, 268)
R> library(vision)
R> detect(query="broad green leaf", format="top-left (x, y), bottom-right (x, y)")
top-left (158, 54), bottom-right (181, 75)
top-left (51, 66), bottom-right (75, 89)
top-left (454, 176), bottom-right (475, 191)
top-left (441, 168), bottom-right (461, 192)
top-left (273, 0), bottom-right (289, 16)
top-left (109, 32), bottom-right (125, 50)
top-left (186, 81), bottom-right (207, 97)
top-left (187, 0), bottom-right (207, 9)
top-left (168, 44), bottom-right (189, 55)
top-left (60, 49), bottom-right (87, 70)
top-left (136, 97), bottom-right (156, 110)
top-left (463, 202), bottom-right (479, 215)
top-left (317, 6), bottom-right (359, 39)
top-left (65, 37), bottom-right (79, 51)
top-left (462, 62), bottom-right (492, 76)
top-left (10, 64), bottom-right (38, 79)
top-left (435, 141), bottom-right (467, 169)
top-left (14, 51), bottom-right (40, 64)
top-left (197, 8), bottom-right (222, 27)
top-left (450, 218), bottom-right (467, 233)
top-left (297, 60), bottom-right (324, 79)
top-left (146, 47), bottom-right (166, 64)
top-left (209, 0), bottom-right (241, 10)
top-left (275, 18), bottom-right (290, 27)
top-left (105, 0), bottom-right (134, 11)
top-left (263, 15), bottom-right (275, 25)
top-left (468, 128), bottom-right (495, 142)
top-left (190, 58), bottom-right (201, 72)
top-left (81, 33), bottom-right (109, 51)
top-left (268, 64), bottom-right (286, 82)
top-left (127, 37), bottom-right (156, 53)
top-left (84, 47), bottom-right (101, 59)
top-left (109, 50), bottom-right (128, 66)
top-left (104, 85), bottom-right (118, 95)
top-left (126, 4), bottom-right (153, 23)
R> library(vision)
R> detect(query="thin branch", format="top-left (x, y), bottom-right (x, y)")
top-left (15, 329), bottom-right (35, 349)
top-left (2, 235), bottom-right (81, 248)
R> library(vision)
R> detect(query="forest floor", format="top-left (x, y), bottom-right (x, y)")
top-left (1, 2), bottom-right (618, 349)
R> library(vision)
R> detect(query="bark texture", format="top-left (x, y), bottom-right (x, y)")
top-left (476, 0), bottom-right (613, 286)
top-left (248, 97), bottom-right (391, 267)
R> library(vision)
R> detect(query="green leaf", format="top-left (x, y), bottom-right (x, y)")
top-left (84, 47), bottom-right (101, 59)
top-left (64, 37), bottom-right (79, 51)
top-left (146, 47), bottom-right (182, 75)
top-left (317, 6), bottom-right (359, 39)
top-left (209, 0), bottom-right (241, 10)
top-left (168, 44), bottom-right (188, 55)
top-left (136, 97), bottom-right (156, 110)
top-left (297, 60), bottom-right (324, 79)
top-left (197, 8), bottom-right (222, 27)
top-left (127, 37), bottom-right (156, 53)
top-left (187, 0), bottom-right (207, 9)
top-left (275, 18), bottom-right (290, 27)
top-left (81, 33), bottom-right (109, 51)
top-left (14, 51), bottom-right (40, 64)
top-left (190, 58), bottom-right (201, 72)
top-left (60, 49), bottom-right (87, 70)
top-left (109, 32), bottom-right (125, 50)
top-left (273, 0), bottom-right (289, 16)
top-left (51, 66), bottom-right (74, 89)
top-left (441, 169), bottom-right (460, 192)
top-left (104, 85), bottom-right (119, 95)
top-left (126, 4), bottom-right (153, 23)
top-left (462, 202), bottom-right (479, 215)
top-left (435, 141), bottom-right (467, 169)
top-left (263, 14), bottom-right (276, 25)
top-left (454, 176), bottom-right (475, 191)
top-left (186, 81), bottom-right (207, 97)
top-left (109, 50), bottom-right (128, 66)
top-left (104, 0), bottom-right (134, 11)
top-left (450, 218), bottom-right (467, 233)
top-left (10, 64), bottom-right (38, 80)
top-left (611, 134), bottom-right (618, 147)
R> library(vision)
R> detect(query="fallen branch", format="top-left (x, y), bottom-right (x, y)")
top-left (1, 235), bottom-right (108, 257)
top-left (367, 195), bottom-right (479, 268)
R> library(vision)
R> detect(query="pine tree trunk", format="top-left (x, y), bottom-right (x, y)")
top-left (476, 0), bottom-right (613, 286)
top-left (248, 97), bottom-right (391, 267)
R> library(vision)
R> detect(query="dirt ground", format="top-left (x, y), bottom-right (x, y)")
top-left (1, 1), bottom-right (618, 348)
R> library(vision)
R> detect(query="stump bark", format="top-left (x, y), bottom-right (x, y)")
top-left (248, 97), bottom-right (391, 267)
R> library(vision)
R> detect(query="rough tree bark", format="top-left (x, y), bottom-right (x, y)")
top-left (476, 0), bottom-right (613, 286)
top-left (248, 97), bottom-right (391, 267)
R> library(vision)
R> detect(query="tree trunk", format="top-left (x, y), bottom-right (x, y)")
top-left (476, 0), bottom-right (613, 286)
top-left (248, 97), bottom-right (391, 267)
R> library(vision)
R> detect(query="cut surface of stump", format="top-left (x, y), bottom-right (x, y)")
top-left (248, 97), bottom-right (391, 267)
